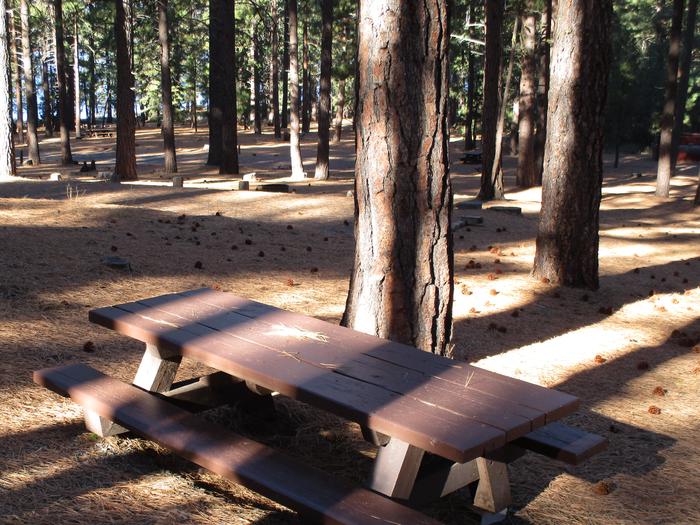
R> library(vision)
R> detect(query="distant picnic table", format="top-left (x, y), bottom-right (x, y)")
top-left (35, 288), bottom-right (606, 524)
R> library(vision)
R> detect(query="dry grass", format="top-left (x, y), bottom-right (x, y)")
top-left (1, 124), bottom-right (699, 524)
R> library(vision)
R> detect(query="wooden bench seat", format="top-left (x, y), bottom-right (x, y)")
top-left (34, 363), bottom-right (441, 525)
top-left (514, 421), bottom-right (607, 465)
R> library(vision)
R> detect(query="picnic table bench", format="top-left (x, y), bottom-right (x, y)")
top-left (86, 127), bottom-right (115, 138)
top-left (35, 288), bottom-right (607, 524)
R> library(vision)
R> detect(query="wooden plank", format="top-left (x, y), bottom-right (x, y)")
top-left (34, 364), bottom-right (442, 525)
top-left (473, 458), bottom-right (511, 514)
top-left (176, 289), bottom-right (577, 422)
top-left (513, 422), bottom-right (608, 465)
top-left (137, 293), bottom-right (537, 440)
top-left (90, 303), bottom-right (505, 463)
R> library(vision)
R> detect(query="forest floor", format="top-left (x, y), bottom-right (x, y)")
top-left (1, 124), bottom-right (699, 525)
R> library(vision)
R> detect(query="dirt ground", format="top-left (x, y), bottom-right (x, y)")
top-left (1, 124), bottom-right (699, 525)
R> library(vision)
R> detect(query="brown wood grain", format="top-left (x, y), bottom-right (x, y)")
top-left (34, 364), bottom-right (442, 525)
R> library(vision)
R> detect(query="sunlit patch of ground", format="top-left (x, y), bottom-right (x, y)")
top-left (1, 125), bottom-right (699, 524)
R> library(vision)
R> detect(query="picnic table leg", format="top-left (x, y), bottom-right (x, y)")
top-left (368, 437), bottom-right (425, 500)
top-left (473, 457), bottom-right (511, 524)
top-left (84, 343), bottom-right (182, 437)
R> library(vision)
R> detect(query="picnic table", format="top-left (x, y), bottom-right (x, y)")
top-left (35, 288), bottom-right (606, 524)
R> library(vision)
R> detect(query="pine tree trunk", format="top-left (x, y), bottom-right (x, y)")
top-left (252, 19), bottom-right (262, 135)
top-left (219, 0), bottom-right (238, 175)
top-left (114, 0), bottom-right (137, 181)
top-left (41, 43), bottom-right (53, 137)
top-left (533, 0), bottom-right (612, 289)
top-left (88, 36), bottom-right (96, 126)
top-left (314, 0), bottom-right (332, 180)
top-left (334, 78), bottom-right (345, 142)
top-left (301, 21), bottom-right (310, 134)
top-left (288, 0), bottom-right (304, 178)
top-left (8, 9), bottom-right (23, 145)
top-left (342, 0), bottom-right (453, 355)
top-left (516, 11), bottom-right (537, 188)
top-left (671, 0), bottom-right (698, 170)
top-left (281, 0), bottom-right (288, 129)
top-left (20, 0), bottom-right (40, 164)
top-left (72, 17), bottom-right (80, 139)
top-left (534, 0), bottom-right (552, 185)
top-left (207, 0), bottom-right (223, 165)
top-left (54, 0), bottom-right (72, 164)
top-left (478, 0), bottom-right (504, 201)
top-left (1, 0), bottom-right (16, 178)
top-left (464, 1), bottom-right (476, 151)
top-left (490, 17), bottom-right (520, 199)
top-left (656, 0), bottom-right (684, 198)
top-left (158, 0), bottom-right (176, 173)
top-left (271, 0), bottom-right (281, 138)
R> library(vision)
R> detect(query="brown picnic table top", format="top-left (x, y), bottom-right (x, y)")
top-left (89, 288), bottom-right (579, 464)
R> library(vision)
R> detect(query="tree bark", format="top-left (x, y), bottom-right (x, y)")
top-left (41, 38), bottom-right (53, 137)
top-left (114, 0), bottom-right (137, 181)
top-left (671, 0), bottom-right (698, 170)
top-left (207, 0), bottom-right (223, 165)
top-left (314, 0), bottom-right (332, 180)
top-left (334, 78), bottom-right (345, 142)
top-left (54, 0), bottom-right (72, 164)
top-left (464, 1), bottom-right (476, 151)
top-left (656, 0), bottom-right (684, 198)
top-left (20, 0), bottom-right (40, 164)
top-left (88, 35), bottom-right (95, 126)
top-left (1, 0), bottom-right (16, 178)
top-left (534, 0), bottom-right (552, 185)
top-left (490, 16), bottom-right (519, 198)
top-left (252, 18), bottom-right (262, 135)
top-left (517, 11), bottom-right (537, 187)
top-left (288, 0), bottom-right (304, 178)
top-left (533, 0), bottom-right (612, 289)
top-left (72, 17), bottom-right (80, 139)
top-left (301, 20), bottom-right (310, 133)
top-left (281, 0), bottom-right (289, 129)
top-left (342, 0), bottom-right (453, 355)
top-left (695, 166), bottom-right (700, 205)
top-left (158, 0), bottom-right (176, 173)
top-left (8, 8), bottom-right (22, 145)
top-left (271, 0), bottom-right (281, 138)
top-left (219, 0), bottom-right (238, 175)
top-left (478, 0), bottom-right (504, 201)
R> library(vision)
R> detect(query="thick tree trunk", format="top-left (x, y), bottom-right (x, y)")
top-left (517, 11), bottom-right (537, 187)
top-left (671, 0), bottom-right (698, 170)
top-left (114, 0), bottom-right (137, 181)
top-left (288, 0), bottom-right (304, 178)
top-left (534, 0), bottom-right (552, 185)
top-left (271, 0), bottom-right (281, 138)
top-left (8, 9), bottom-right (22, 144)
top-left (207, 0), bottom-right (223, 165)
top-left (301, 21), bottom-right (310, 133)
top-left (334, 78), bottom-right (345, 142)
top-left (478, 0), bottom-right (504, 201)
top-left (41, 43), bottom-right (53, 137)
top-left (20, 0), bottom-right (40, 164)
top-left (314, 0), bottom-right (332, 180)
top-left (533, 0), bottom-right (612, 289)
top-left (281, 0), bottom-right (289, 129)
top-left (158, 0), bottom-right (176, 173)
top-left (342, 1), bottom-right (453, 355)
top-left (1, 0), bottom-right (16, 178)
top-left (54, 0), bottom-right (72, 164)
top-left (656, 0), bottom-right (684, 198)
top-left (72, 17), bottom-right (80, 139)
top-left (219, 0), bottom-right (238, 175)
